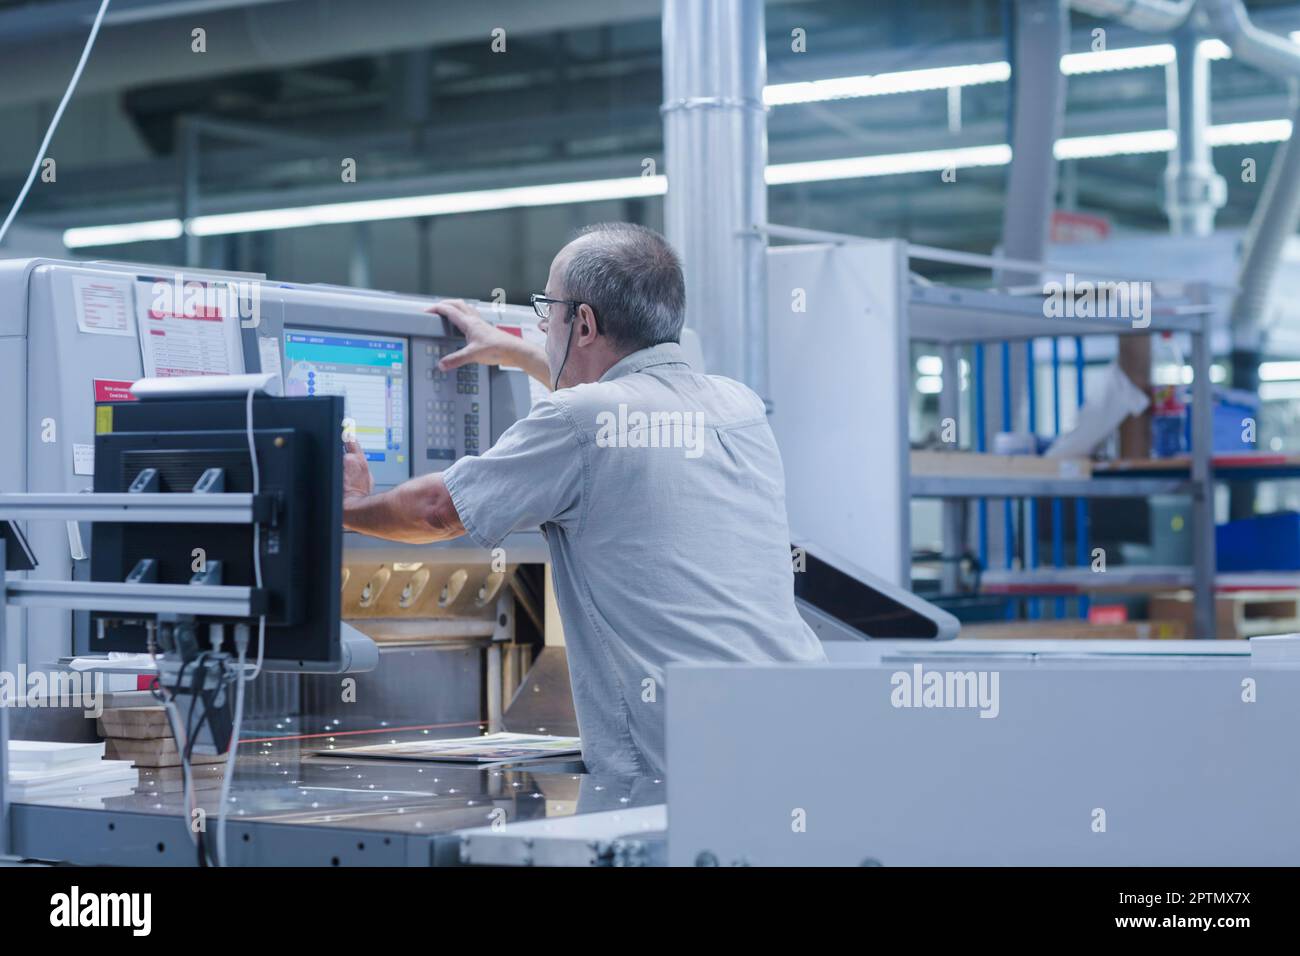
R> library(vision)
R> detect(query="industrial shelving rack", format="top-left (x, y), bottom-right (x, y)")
top-left (905, 248), bottom-right (1219, 640)
top-left (755, 224), bottom-right (1222, 639)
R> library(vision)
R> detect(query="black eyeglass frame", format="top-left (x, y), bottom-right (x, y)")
top-left (530, 293), bottom-right (597, 326)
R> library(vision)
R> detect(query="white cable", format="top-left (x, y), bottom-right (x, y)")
top-left (243, 387), bottom-right (267, 681)
top-left (161, 696), bottom-right (198, 845)
top-left (0, 0), bottom-right (112, 246)
top-left (149, 640), bottom-right (199, 850)
top-left (216, 640), bottom-right (247, 867)
top-left (214, 388), bottom-right (264, 865)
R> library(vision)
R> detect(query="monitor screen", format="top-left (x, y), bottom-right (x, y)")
top-left (283, 329), bottom-right (409, 486)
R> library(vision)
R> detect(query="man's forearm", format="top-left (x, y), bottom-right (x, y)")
top-left (506, 339), bottom-right (552, 390)
top-left (342, 473), bottom-right (464, 544)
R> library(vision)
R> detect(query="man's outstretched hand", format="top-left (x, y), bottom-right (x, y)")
top-left (428, 299), bottom-right (524, 370)
top-left (342, 439), bottom-right (374, 507)
top-left (426, 299), bottom-right (551, 388)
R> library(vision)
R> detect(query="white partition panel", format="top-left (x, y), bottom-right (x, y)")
top-left (766, 240), bottom-right (910, 585)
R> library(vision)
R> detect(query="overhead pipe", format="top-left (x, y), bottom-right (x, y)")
top-left (1163, 25), bottom-right (1226, 236)
top-left (1200, 0), bottom-right (1300, 353)
top-left (1068, 0), bottom-right (1194, 32)
top-left (992, 0), bottom-right (1068, 581)
top-left (661, 0), bottom-right (769, 401)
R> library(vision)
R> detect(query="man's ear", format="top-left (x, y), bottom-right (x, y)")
top-left (576, 303), bottom-right (600, 343)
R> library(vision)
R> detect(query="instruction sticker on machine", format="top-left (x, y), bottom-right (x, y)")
top-left (135, 275), bottom-right (245, 378)
top-left (72, 275), bottom-right (136, 337)
top-left (72, 443), bottom-right (95, 477)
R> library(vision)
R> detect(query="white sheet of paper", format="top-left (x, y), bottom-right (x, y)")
top-left (72, 443), bottom-right (94, 476)
top-left (136, 277), bottom-right (245, 377)
top-left (72, 275), bottom-right (135, 337)
top-left (257, 336), bottom-right (284, 393)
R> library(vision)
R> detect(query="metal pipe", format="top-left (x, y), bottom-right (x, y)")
top-left (1200, 0), bottom-right (1300, 351)
top-left (662, 0), bottom-right (769, 401)
top-left (1163, 26), bottom-right (1226, 236)
top-left (1000, 0), bottom-right (1068, 288)
top-left (1202, 0), bottom-right (1300, 76)
top-left (1068, 0), bottom-right (1193, 32)
top-left (1074, 338), bottom-right (1090, 619)
top-left (1026, 339), bottom-right (1040, 620)
top-left (1191, 315), bottom-right (1217, 637)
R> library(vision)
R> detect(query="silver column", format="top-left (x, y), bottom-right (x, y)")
top-left (1163, 28), bottom-right (1226, 237)
top-left (662, 0), bottom-right (769, 402)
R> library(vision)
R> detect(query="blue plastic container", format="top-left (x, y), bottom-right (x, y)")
top-left (1216, 512), bottom-right (1300, 571)
top-left (1185, 387), bottom-right (1260, 453)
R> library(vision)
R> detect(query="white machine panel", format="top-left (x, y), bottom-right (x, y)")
top-left (667, 654), bottom-right (1300, 865)
top-left (766, 241), bottom-right (910, 585)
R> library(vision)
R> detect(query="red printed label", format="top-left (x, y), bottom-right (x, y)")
top-left (94, 379), bottom-right (137, 403)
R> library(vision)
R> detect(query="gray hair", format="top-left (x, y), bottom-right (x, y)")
top-left (561, 222), bottom-right (685, 351)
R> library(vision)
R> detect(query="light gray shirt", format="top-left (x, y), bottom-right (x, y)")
top-left (442, 342), bottom-right (826, 776)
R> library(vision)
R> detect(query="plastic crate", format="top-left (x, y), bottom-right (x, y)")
top-left (1216, 512), bottom-right (1300, 571)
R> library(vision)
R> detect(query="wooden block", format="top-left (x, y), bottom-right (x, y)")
top-left (97, 706), bottom-right (171, 740)
top-left (104, 737), bottom-right (225, 768)
top-left (911, 450), bottom-right (1092, 480)
top-left (1150, 590), bottom-right (1300, 640)
top-left (963, 619), bottom-right (1187, 640)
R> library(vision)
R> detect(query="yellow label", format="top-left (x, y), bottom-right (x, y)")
top-left (95, 406), bottom-right (113, 435)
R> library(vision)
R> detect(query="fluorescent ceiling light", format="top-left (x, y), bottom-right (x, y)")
top-left (1060, 44), bottom-right (1174, 74)
top-left (916, 355), bottom-right (944, 376)
top-left (188, 175), bottom-right (667, 236)
top-left (1054, 128), bottom-right (1176, 160)
top-left (1208, 118), bottom-right (1293, 146)
top-left (764, 62), bottom-right (1010, 106)
top-left (62, 117), bottom-right (1297, 247)
top-left (1260, 360), bottom-right (1300, 382)
top-left (765, 39), bottom-right (1236, 108)
top-left (765, 144), bottom-right (1012, 185)
top-left (63, 218), bottom-right (183, 247)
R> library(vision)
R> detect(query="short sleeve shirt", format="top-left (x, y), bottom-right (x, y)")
top-left (442, 342), bottom-right (826, 776)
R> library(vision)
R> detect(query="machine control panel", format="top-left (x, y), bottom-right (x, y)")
top-left (410, 336), bottom-right (490, 476)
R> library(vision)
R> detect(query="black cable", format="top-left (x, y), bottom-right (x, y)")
top-left (551, 308), bottom-right (578, 390)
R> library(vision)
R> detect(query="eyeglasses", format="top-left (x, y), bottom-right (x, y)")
top-left (530, 294), bottom-right (582, 322)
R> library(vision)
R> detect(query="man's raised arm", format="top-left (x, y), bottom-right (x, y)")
top-left (341, 440), bottom-right (465, 544)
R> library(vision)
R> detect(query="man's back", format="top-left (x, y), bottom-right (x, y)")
top-left (442, 342), bottom-right (826, 776)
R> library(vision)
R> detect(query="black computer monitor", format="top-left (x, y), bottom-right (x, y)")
top-left (90, 395), bottom-right (344, 666)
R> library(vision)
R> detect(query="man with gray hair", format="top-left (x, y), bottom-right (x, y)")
top-left (341, 222), bottom-right (826, 776)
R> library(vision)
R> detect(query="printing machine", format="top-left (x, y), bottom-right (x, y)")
top-left (3, 255), bottom-right (1294, 868)
top-left (0, 257), bottom-right (646, 866)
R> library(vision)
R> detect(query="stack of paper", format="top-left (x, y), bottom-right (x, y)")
top-left (7, 740), bottom-right (139, 800)
top-left (317, 732), bottom-right (582, 766)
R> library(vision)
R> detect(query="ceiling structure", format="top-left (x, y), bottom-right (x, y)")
top-left (2, 0), bottom-right (1300, 284)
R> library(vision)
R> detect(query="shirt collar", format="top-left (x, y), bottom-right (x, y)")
top-left (599, 341), bottom-right (690, 382)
